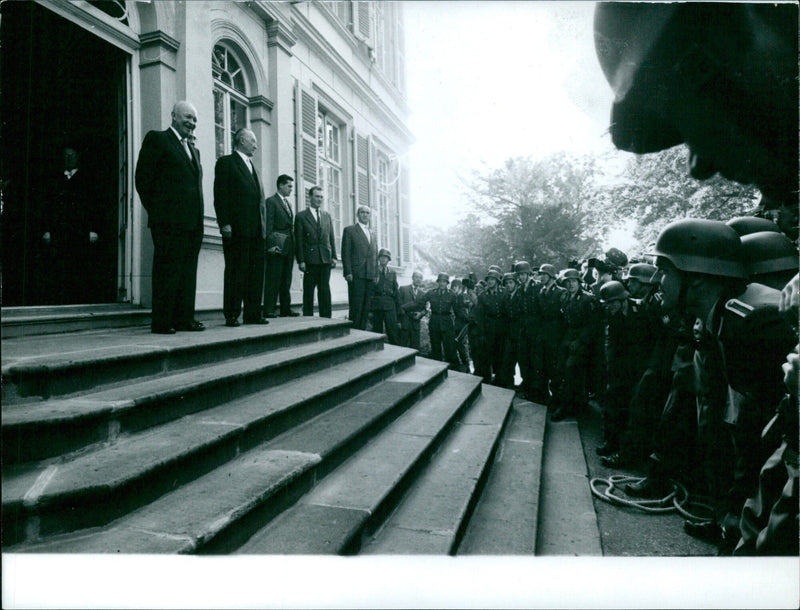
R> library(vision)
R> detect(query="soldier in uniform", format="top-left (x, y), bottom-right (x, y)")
top-left (534, 264), bottom-right (567, 406)
top-left (551, 268), bottom-right (599, 421)
top-left (595, 280), bottom-right (649, 457)
top-left (475, 269), bottom-right (506, 384)
top-left (417, 273), bottom-right (458, 366)
top-left (496, 272), bottom-right (519, 389)
top-left (513, 261), bottom-right (540, 401)
top-left (451, 279), bottom-right (472, 373)
top-left (369, 248), bottom-right (401, 346)
top-left (464, 277), bottom-right (483, 376)
top-left (647, 219), bottom-right (794, 552)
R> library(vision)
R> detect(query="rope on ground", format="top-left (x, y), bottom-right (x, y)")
top-left (589, 474), bottom-right (716, 523)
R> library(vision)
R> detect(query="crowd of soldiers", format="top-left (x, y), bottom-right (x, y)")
top-left (390, 213), bottom-right (797, 557)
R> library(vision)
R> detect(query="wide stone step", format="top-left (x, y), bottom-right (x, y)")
top-left (8, 358), bottom-right (447, 553)
top-left (2, 317), bottom-right (351, 402)
top-left (235, 369), bottom-right (484, 555)
top-left (361, 384), bottom-right (515, 555)
top-left (2, 330), bottom-right (381, 465)
top-left (1, 304), bottom-right (151, 339)
top-left (457, 397), bottom-right (548, 555)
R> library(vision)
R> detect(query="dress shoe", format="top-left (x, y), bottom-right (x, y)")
top-left (684, 520), bottom-right (723, 544)
top-left (625, 476), bottom-right (671, 498)
top-left (177, 321), bottom-right (205, 332)
top-left (225, 319), bottom-right (241, 327)
top-left (595, 442), bottom-right (618, 457)
top-left (244, 317), bottom-right (270, 325)
top-left (151, 326), bottom-right (176, 335)
top-left (280, 311), bottom-right (300, 317)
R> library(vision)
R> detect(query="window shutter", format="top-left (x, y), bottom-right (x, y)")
top-left (400, 164), bottom-right (411, 265)
top-left (295, 82), bottom-right (318, 207)
top-left (353, 1), bottom-right (373, 44)
top-left (355, 131), bottom-right (371, 211)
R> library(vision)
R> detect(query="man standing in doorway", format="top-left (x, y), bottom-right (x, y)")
top-left (135, 100), bottom-right (205, 334)
top-left (294, 185), bottom-right (337, 317)
top-left (341, 205), bottom-right (378, 329)
top-left (263, 174), bottom-right (298, 318)
top-left (213, 128), bottom-right (268, 327)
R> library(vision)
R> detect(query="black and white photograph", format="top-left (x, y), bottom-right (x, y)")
top-left (1, 1), bottom-right (798, 608)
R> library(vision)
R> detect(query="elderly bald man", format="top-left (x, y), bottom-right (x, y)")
top-left (135, 100), bottom-right (205, 334)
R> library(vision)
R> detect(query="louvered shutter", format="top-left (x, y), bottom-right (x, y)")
top-left (400, 164), bottom-right (411, 265)
top-left (355, 131), bottom-right (371, 212)
top-left (295, 82), bottom-right (318, 207)
top-left (353, 1), bottom-right (373, 44)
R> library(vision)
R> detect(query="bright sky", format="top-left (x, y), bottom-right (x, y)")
top-left (405, 1), bottom-right (622, 233)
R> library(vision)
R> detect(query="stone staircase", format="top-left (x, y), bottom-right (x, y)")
top-left (2, 316), bottom-right (557, 555)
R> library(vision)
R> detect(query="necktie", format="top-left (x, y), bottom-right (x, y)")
top-left (180, 137), bottom-right (192, 160)
top-left (314, 209), bottom-right (320, 224)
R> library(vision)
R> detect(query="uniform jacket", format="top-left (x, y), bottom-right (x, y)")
top-left (265, 193), bottom-right (295, 258)
top-left (341, 223), bottom-right (378, 279)
top-left (212, 153), bottom-right (265, 239)
top-left (537, 283), bottom-right (568, 322)
top-left (294, 207), bottom-right (336, 265)
top-left (418, 288), bottom-right (456, 331)
top-left (476, 288), bottom-right (505, 333)
top-left (135, 129), bottom-right (203, 229)
top-left (562, 289), bottom-right (599, 346)
top-left (370, 267), bottom-right (401, 313)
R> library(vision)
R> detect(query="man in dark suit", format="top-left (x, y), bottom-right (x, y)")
top-left (213, 128), bottom-right (269, 327)
top-left (135, 100), bottom-right (205, 334)
top-left (341, 205), bottom-right (378, 330)
top-left (398, 270), bottom-right (425, 349)
top-left (294, 185), bottom-right (337, 317)
top-left (263, 174), bottom-right (298, 318)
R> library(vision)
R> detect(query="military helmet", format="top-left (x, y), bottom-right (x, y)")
top-left (605, 247), bottom-right (629, 268)
top-left (436, 273), bottom-right (449, 283)
top-left (502, 272), bottom-right (518, 284)
top-left (652, 219), bottom-right (747, 279)
top-left (485, 269), bottom-right (502, 282)
top-left (488, 265), bottom-right (503, 274)
top-left (726, 216), bottom-right (782, 237)
top-left (538, 264), bottom-right (557, 279)
top-left (377, 248), bottom-right (392, 261)
top-left (625, 262), bottom-right (658, 284)
top-left (562, 268), bottom-right (581, 281)
top-left (599, 280), bottom-right (629, 303)
top-left (451, 278), bottom-right (463, 287)
top-left (741, 231), bottom-right (799, 276)
top-left (515, 261), bottom-right (532, 274)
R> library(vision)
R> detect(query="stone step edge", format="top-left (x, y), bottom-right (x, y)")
top-left (9, 359), bottom-right (450, 553)
top-left (234, 371), bottom-right (485, 555)
top-left (364, 383), bottom-right (515, 555)
top-left (3, 319), bottom-right (353, 391)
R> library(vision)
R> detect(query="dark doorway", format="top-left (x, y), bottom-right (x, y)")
top-left (1, 1), bottom-right (126, 305)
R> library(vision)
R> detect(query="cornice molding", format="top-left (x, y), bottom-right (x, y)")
top-left (139, 30), bottom-right (181, 53)
top-left (138, 29), bottom-right (179, 71)
top-left (266, 20), bottom-right (298, 54)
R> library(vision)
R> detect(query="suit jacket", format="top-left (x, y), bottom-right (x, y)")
top-left (213, 153), bottom-right (265, 239)
top-left (341, 223), bottom-right (377, 280)
top-left (135, 129), bottom-right (203, 229)
top-left (398, 284), bottom-right (423, 329)
top-left (265, 193), bottom-right (295, 258)
top-left (295, 207), bottom-right (336, 265)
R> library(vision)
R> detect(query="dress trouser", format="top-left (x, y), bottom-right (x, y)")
top-left (263, 252), bottom-right (293, 315)
top-left (372, 307), bottom-right (400, 345)
top-left (302, 264), bottom-right (332, 317)
top-left (222, 233), bottom-right (264, 322)
top-left (348, 278), bottom-right (372, 329)
top-left (150, 223), bottom-right (202, 330)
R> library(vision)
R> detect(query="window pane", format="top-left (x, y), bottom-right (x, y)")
top-left (328, 122), bottom-right (340, 164)
top-left (317, 113), bottom-right (325, 156)
top-left (230, 98), bottom-right (247, 147)
top-left (214, 88), bottom-right (226, 158)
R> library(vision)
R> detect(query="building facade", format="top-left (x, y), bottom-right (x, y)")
top-left (0, 0), bottom-right (413, 310)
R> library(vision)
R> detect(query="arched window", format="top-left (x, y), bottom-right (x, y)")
top-left (212, 44), bottom-right (248, 158)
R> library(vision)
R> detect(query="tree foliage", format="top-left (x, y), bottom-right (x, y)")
top-left (413, 145), bottom-right (761, 276)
